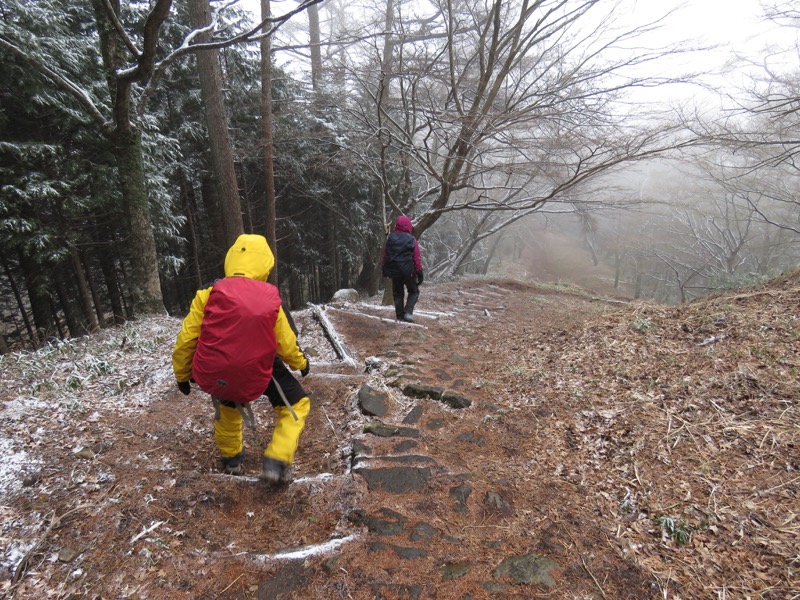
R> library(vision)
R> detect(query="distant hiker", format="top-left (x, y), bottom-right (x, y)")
top-left (172, 234), bottom-right (311, 484)
top-left (382, 215), bottom-right (424, 323)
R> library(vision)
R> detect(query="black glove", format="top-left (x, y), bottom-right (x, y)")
top-left (300, 359), bottom-right (310, 377)
top-left (177, 380), bottom-right (191, 395)
top-left (417, 271), bottom-right (424, 285)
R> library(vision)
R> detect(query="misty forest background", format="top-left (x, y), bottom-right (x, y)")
top-left (1, 0), bottom-right (799, 353)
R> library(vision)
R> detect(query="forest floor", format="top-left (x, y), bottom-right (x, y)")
top-left (1, 273), bottom-right (799, 599)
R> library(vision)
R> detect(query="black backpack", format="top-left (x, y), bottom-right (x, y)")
top-left (382, 232), bottom-right (415, 278)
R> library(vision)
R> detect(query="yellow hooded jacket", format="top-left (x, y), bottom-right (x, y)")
top-left (172, 235), bottom-right (307, 399)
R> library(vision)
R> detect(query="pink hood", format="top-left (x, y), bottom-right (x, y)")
top-left (394, 215), bottom-right (413, 234)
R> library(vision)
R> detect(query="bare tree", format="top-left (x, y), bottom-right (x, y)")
top-left (688, 1), bottom-right (800, 223)
top-left (605, 149), bottom-right (800, 303)
top-left (396, 3), bottom-right (691, 226)
top-left (304, 0), bottom-right (700, 281)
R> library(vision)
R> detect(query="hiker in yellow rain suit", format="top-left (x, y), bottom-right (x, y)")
top-left (172, 234), bottom-right (310, 484)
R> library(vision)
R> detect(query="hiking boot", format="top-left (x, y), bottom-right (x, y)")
top-left (259, 457), bottom-right (292, 484)
top-left (403, 313), bottom-right (414, 323)
top-left (221, 450), bottom-right (245, 475)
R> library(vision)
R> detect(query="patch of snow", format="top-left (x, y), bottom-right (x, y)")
top-left (311, 372), bottom-right (366, 380)
top-left (0, 438), bottom-right (38, 494)
top-left (3, 396), bottom-right (49, 421)
top-left (251, 534), bottom-right (359, 562)
top-left (1, 538), bottom-right (35, 579)
top-left (293, 472), bottom-right (334, 484)
top-left (0, 316), bottom-right (180, 504)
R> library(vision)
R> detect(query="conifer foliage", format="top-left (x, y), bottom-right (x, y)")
top-left (0, 0), bottom-right (370, 351)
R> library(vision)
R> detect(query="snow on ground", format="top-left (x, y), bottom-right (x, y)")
top-left (0, 438), bottom-right (39, 495)
top-left (0, 317), bottom-right (179, 495)
top-left (0, 306), bottom-right (336, 501)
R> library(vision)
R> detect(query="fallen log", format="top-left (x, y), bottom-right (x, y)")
top-left (310, 304), bottom-right (358, 368)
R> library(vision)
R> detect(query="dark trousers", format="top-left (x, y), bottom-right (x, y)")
top-left (392, 273), bottom-right (419, 318)
top-left (264, 358), bottom-right (306, 407)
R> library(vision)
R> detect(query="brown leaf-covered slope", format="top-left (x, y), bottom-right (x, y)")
top-left (1, 273), bottom-right (798, 599)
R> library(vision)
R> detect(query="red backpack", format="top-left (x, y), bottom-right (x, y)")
top-left (192, 277), bottom-right (281, 404)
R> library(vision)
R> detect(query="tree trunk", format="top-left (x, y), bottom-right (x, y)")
top-left (260, 0), bottom-right (278, 285)
top-left (481, 233), bottom-right (503, 274)
top-left (90, 0), bottom-right (166, 317)
top-left (71, 245), bottom-right (100, 333)
top-left (381, 279), bottom-right (393, 306)
top-left (83, 246), bottom-right (107, 327)
top-left (201, 175), bottom-right (226, 274)
top-left (18, 249), bottom-right (55, 343)
top-left (2, 256), bottom-right (37, 349)
top-left (54, 269), bottom-right (84, 337)
top-left (180, 172), bottom-right (203, 288)
top-left (356, 241), bottom-right (384, 298)
top-left (308, 2), bottom-right (322, 90)
top-left (49, 297), bottom-right (65, 339)
top-left (341, 250), bottom-right (352, 288)
top-left (356, 186), bottom-right (386, 297)
top-left (321, 210), bottom-right (337, 298)
top-left (283, 241), bottom-right (301, 310)
top-left (96, 225), bottom-right (126, 325)
top-left (111, 127), bottom-right (165, 315)
top-left (375, 0), bottom-right (395, 220)
top-left (188, 0), bottom-right (244, 249)
top-left (113, 231), bottom-right (133, 320)
top-left (236, 162), bottom-right (254, 233)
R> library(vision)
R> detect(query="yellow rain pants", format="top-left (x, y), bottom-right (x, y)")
top-left (264, 396), bottom-right (311, 464)
top-left (214, 396), bottom-right (311, 463)
top-left (215, 404), bottom-right (244, 459)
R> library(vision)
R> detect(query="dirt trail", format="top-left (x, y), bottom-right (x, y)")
top-left (3, 275), bottom-right (798, 599)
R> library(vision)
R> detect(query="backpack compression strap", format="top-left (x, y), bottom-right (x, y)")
top-left (212, 396), bottom-right (257, 430)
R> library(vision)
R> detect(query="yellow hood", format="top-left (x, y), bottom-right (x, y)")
top-left (223, 234), bottom-right (274, 281)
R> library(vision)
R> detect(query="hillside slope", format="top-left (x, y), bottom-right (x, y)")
top-left (1, 275), bottom-right (798, 598)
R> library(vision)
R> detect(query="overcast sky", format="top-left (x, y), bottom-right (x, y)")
top-left (610, 0), bottom-right (791, 104)
top-left (629, 0), bottom-right (794, 69)
top-left (236, 0), bottom-right (796, 103)
top-left (237, 0), bottom-right (788, 52)
top-left (649, 0), bottom-right (772, 49)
